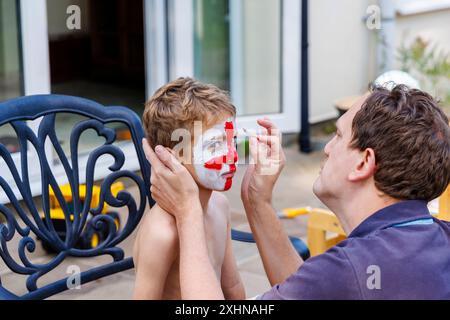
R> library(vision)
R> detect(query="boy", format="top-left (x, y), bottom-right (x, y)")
top-left (133, 77), bottom-right (245, 300)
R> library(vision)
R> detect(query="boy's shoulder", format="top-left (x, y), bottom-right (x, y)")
top-left (138, 204), bottom-right (178, 244)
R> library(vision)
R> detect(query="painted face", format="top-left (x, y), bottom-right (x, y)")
top-left (193, 119), bottom-right (238, 191)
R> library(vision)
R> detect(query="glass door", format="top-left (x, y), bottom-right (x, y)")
top-left (0, 0), bottom-right (45, 203)
top-left (170, 0), bottom-right (301, 132)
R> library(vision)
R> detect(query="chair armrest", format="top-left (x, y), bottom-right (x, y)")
top-left (231, 229), bottom-right (310, 260)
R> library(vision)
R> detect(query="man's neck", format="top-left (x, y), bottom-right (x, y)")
top-left (198, 186), bottom-right (213, 213)
top-left (329, 189), bottom-right (400, 235)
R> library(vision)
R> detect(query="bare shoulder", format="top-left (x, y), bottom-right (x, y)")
top-left (135, 204), bottom-right (178, 252)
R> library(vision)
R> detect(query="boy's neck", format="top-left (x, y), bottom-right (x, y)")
top-left (198, 186), bottom-right (213, 213)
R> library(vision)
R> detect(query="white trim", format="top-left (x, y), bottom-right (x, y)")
top-left (20, 0), bottom-right (50, 96)
top-left (20, 0), bottom-right (51, 171)
top-left (169, 0), bottom-right (194, 79)
top-left (281, 0), bottom-right (301, 133)
top-left (229, 0), bottom-right (244, 115)
top-left (309, 111), bottom-right (339, 124)
top-left (232, 0), bottom-right (301, 134)
top-left (395, 0), bottom-right (450, 16)
top-left (1, 0), bottom-right (52, 204)
top-left (144, 0), bottom-right (169, 98)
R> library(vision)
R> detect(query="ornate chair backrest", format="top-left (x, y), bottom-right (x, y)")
top-left (0, 95), bottom-right (153, 299)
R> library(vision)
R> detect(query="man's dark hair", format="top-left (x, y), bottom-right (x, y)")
top-left (351, 84), bottom-right (450, 201)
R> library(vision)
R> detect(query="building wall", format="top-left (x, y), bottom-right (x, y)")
top-left (309, 0), bottom-right (377, 123)
top-left (309, 1), bottom-right (450, 123)
top-left (395, 8), bottom-right (450, 56)
top-left (242, 0), bottom-right (281, 115)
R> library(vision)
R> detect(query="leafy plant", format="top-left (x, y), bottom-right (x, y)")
top-left (397, 36), bottom-right (450, 112)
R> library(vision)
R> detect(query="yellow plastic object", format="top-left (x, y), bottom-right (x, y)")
top-left (47, 182), bottom-right (125, 219)
top-left (306, 208), bottom-right (346, 257)
top-left (277, 206), bottom-right (345, 257)
top-left (277, 207), bottom-right (311, 219)
top-left (297, 184), bottom-right (450, 257)
top-left (91, 233), bottom-right (100, 248)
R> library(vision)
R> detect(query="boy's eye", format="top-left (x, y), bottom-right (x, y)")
top-left (207, 141), bottom-right (222, 152)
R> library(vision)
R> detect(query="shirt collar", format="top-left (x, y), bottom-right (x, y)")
top-left (348, 200), bottom-right (431, 238)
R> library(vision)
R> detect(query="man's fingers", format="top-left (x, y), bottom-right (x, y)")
top-left (142, 139), bottom-right (165, 172)
top-left (154, 145), bottom-right (185, 173)
top-left (249, 136), bottom-right (258, 165)
top-left (257, 118), bottom-right (279, 136)
top-left (257, 135), bottom-right (281, 147)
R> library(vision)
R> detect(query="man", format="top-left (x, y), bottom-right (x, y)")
top-left (143, 85), bottom-right (450, 299)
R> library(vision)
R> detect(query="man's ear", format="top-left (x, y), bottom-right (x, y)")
top-left (348, 148), bottom-right (376, 182)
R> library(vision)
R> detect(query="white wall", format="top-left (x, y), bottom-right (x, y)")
top-left (395, 8), bottom-right (450, 55)
top-left (242, 0), bottom-right (281, 115)
top-left (309, 0), bottom-right (377, 123)
top-left (308, 0), bottom-right (450, 124)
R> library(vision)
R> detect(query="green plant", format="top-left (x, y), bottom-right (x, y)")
top-left (397, 36), bottom-right (450, 112)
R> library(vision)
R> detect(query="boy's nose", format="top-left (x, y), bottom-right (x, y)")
top-left (225, 149), bottom-right (238, 164)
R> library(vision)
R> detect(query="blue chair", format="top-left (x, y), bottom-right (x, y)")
top-left (0, 94), bottom-right (308, 300)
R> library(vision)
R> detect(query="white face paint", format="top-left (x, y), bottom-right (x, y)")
top-left (192, 119), bottom-right (238, 191)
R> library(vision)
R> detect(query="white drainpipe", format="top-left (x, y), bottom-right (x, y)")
top-left (378, 0), bottom-right (396, 74)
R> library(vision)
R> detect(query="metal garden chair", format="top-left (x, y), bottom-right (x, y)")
top-left (0, 94), bottom-right (308, 300)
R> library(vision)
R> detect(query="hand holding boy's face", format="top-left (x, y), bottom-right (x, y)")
top-left (190, 118), bottom-right (238, 191)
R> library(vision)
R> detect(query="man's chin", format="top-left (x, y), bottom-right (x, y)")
top-left (312, 178), bottom-right (326, 200)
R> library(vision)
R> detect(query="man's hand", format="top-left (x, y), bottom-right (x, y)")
top-left (241, 118), bottom-right (286, 210)
top-left (142, 139), bottom-right (201, 222)
top-left (142, 138), bottom-right (224, 299)
top-left (240, 119), bottom-right (301, 285)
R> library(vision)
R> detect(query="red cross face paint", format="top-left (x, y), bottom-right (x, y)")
top-left (193, 119), bottom-right (238, 191)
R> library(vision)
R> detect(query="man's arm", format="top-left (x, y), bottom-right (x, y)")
top-left (244, 200), bottom-right (302, 286)
top-left (177, 208), bottom-right (224, 299)
top-left (142, 140), bottom-right (224, 299)
top-left (241, 119), bottom-right (303, 286)
top-left (221, 220), bottom-right (245, 300)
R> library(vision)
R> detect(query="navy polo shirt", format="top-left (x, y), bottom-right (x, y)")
top-left (260, 200), bottom-right (450, 299)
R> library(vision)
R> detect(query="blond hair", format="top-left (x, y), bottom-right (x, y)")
top-left (143, 77), bottom-right (236, 149)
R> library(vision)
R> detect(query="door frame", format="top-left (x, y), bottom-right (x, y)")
top-left (168, 0), bottom-right (301, 133)
top-left (10, 0), bottom-right (301, 203)
top-left (0, 0), bottom-right (50, 204)
top-left (5, 0), bottom-right (162, 203)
